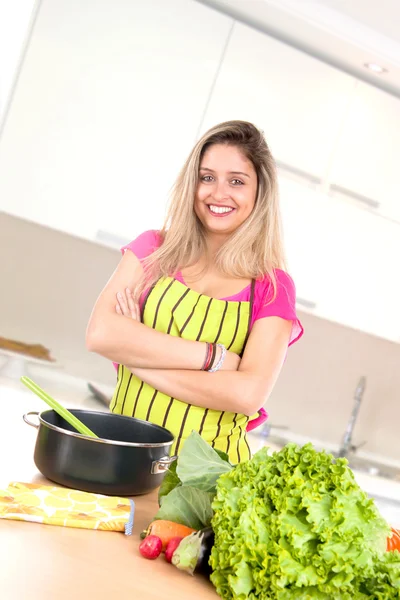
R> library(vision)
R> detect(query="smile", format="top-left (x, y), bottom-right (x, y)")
top-left (207, 205), bottom-right (235, 216)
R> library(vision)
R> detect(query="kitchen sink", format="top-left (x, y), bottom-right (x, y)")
top-left (346, 456), bottom-right (400, 481)
top-left (251, 433), bottom-right (400, 481)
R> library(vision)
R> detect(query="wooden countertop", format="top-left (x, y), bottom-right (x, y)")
top-left (0, 379), bottom-right (217, 600)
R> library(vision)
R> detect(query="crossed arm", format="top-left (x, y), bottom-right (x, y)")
top-left (86, 251), bottom-right (292, 416)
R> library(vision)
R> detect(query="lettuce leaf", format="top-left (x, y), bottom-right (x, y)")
top-left (214, 448), bottom-right (231, 464)
top-left (158, 433), bottom-right (232, 507)
top-left (155, 485), bottom-right (214, 530)
top-left (176, 431), bottom-right (232, 492)
top-left (210, 442), bottom-right (392, 599)
top-left (158, 459), bottom-right (181, 505)
top-left (155, 432), bottom-right (232, 527)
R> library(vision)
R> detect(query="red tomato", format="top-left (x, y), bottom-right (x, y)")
top-left (387, 528), bottom-right (400, 552)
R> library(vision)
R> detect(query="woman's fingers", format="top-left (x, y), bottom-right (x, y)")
top-left (126, 288), bottom-right (139, 320)
top-left (117, 291), bottom-right (130, 317)
top-left (116, 289), bottom-right (140, 321)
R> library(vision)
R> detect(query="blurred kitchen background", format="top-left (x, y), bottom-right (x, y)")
top-left (0, 0), bottom-right (399, 465)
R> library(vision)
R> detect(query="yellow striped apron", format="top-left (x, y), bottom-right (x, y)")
top-left (110, 277), bottom-right (255, 464)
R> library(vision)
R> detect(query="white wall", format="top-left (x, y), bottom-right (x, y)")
top-left (0, 211), bottom-right (118, 384)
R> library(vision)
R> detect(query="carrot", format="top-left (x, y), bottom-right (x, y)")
top-left (387, 527), bottom-right (400, 552)
top-left (141, 520), bottom-right (196, 551)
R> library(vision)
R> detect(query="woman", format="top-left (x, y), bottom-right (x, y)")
top-left (86, 120), bottom-right (303, 463)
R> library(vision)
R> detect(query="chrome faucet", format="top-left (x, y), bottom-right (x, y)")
top-left (337, 376), bottom-right (367, 458)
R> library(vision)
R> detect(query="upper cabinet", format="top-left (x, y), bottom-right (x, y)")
top-left (200, 21), bottom-right (355, 181)
top-left (328, 81), bottom-right (400, 223)
top-left (0, 0), bottom-right (232, 241)
top-left (0, 0), bottom-right (37, 121)
top-left (315, 199), bottom-right (400, 343)
top-left (199, 19), bottom-right (400, 342)
top-left (278, 178), bottom-right (327, 312)
top-left (280, 176), bottom-right (400, 343)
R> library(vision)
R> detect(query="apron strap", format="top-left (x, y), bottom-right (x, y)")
top-left (242, 279), bottom-right (256, 350)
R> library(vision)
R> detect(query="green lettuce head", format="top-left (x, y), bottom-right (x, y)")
top-left (210, 443), bottom-right (392, 599)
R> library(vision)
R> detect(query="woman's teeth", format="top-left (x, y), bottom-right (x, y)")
top-left (208, 205), bottom-right (234, 214)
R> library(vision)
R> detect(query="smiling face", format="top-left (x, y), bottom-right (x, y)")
top-left (194, 143), bottom-right (258, 240)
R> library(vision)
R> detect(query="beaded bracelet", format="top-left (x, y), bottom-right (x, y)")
top-left (208, 344), bottom-right (227, 373)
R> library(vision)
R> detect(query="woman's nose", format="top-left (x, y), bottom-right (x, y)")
top-left (211, 180), bottom-right (229, 202)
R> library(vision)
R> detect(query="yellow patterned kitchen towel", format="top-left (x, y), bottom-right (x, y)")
top-left (0, 482), bottom-right (135, 534)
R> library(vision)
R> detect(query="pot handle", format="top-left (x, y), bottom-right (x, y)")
top-left (23, 411), bottom-right (40, 429)
top-left (151, 455), bottom-right (177, 475)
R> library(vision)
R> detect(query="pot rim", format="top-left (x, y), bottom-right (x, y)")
top-left (36, 410), bottom-right (175, 449)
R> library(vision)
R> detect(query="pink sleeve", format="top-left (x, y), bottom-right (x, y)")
top-left (121, 230), bottom-right (162, 260)
top-left (253, 270), bottom-right (303, 346)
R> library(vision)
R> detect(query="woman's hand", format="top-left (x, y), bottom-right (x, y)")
top-left (223, 351), bottom-right (241, 371)
top-left (115, 288), bottom-right (140, 321)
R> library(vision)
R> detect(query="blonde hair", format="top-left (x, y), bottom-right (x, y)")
top-left (135, 120), bottom-right (286, 302)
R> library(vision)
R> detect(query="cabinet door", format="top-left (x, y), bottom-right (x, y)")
top-left (315, 198), bottom-right (400, 343)
top-left (329, 81), bottom-right (400, 223)
top-left (280, 177), bottom-right (400, 342)
top-left (0, 0), bottom-right (232, 241)
top-left (0, 0), bottom-right (37, 119)
top-left (279, 178), bottom-right (326, 311)
top-left (201, 21), bottom-right (355, 181)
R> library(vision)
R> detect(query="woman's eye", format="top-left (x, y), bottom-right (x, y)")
top-left (200, 175), bottom-right (243, 185)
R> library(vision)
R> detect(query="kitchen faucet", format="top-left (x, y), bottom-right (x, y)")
top-left (337, 376), bottom-right (367, 459)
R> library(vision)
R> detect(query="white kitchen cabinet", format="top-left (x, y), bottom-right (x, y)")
top-left (315, 197), bottom-right (400, 343)
top-left (279, 178), bottom-right (326, 311)
top-left (0, 0), bottom-right (37, 122)
top-left (0, 0), bottom-right (232, 241)
top-left (279, 177), bottom-right (400, 342)
top-left (329, 81), bottom-right (400, 223)
top-left (200, 21), bottom-right (355, 181)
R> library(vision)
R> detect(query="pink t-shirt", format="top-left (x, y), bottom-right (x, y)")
top-left (121, 230), bottom-right (303, 346)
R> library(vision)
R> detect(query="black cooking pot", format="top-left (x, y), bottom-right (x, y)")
top-left (23, 408), bottom-right (176, 496)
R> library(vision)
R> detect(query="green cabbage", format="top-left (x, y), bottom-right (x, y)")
top-left (155, 431), bottom-right (232, 529)
top-left (210, 443), bottom-right (395, 599)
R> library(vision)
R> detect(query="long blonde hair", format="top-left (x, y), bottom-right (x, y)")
top-left (135, 120), bottom-right (286, 301)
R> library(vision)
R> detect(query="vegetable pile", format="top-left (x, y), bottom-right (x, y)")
top-left (141, 519), bottom-right (195, 551)
top-left (139, 432), bottom-right (400, 598)
top-left (138, 519), bottom-right (195, 562)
